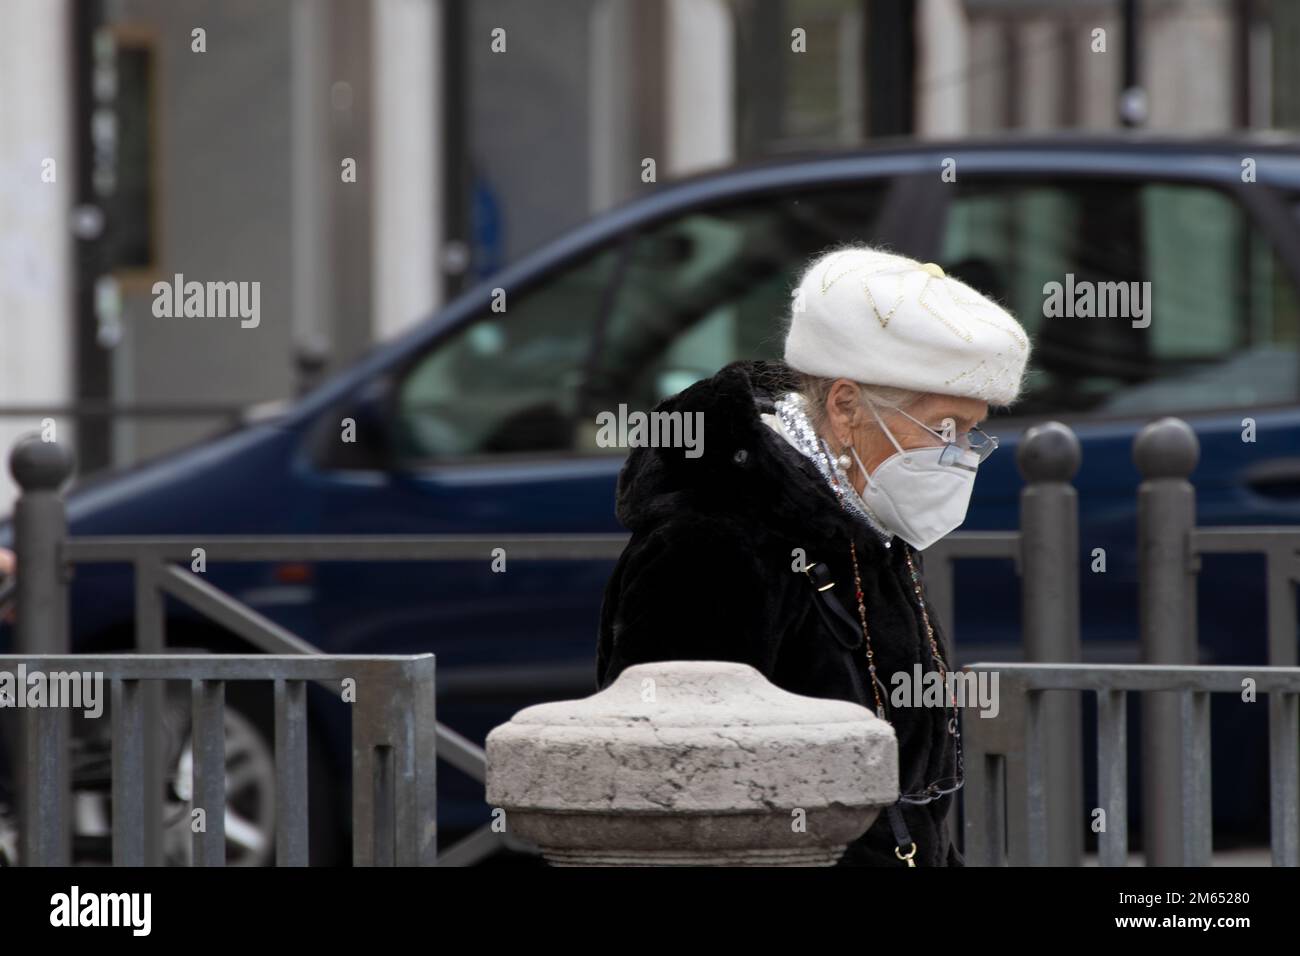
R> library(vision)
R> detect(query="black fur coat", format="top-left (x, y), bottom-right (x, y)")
top-left (595, 359), bottom-right (964, 867)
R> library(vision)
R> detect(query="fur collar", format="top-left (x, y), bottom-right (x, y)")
top-left (612, 359), bottom-right (896, 557)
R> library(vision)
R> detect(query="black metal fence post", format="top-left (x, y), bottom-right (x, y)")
top-left (1134, 417), bottom-right (1200, 866)
top-left (1016, 421), bottom-right (1083, 865)
top-left (8, 435), bottom-right (75, 866)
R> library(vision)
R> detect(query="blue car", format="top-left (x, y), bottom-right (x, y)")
top-left (3, 135), bottom-right (1299, 863)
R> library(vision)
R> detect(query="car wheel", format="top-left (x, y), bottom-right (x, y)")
top-left (161, 688), bottom-right (277, 866)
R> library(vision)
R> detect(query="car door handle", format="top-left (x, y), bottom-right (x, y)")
top-left (1243, 458), bottom-right (1300, 498)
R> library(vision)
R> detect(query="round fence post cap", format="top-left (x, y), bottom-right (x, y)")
top-left (1016, 421), bottom-right (1081, 483)
top-left (485, 660), bottom-right (899, 865)
top-left (9, 435), bottom-right (74, 492)
top-left (1133, 417), bottom-right (1199, 479)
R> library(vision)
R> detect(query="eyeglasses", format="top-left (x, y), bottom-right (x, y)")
top-left (899, 775), bottom-right (965, 805)
top-left (953, 424), bottom-right (999, 463)
top-left (871, 694), bottom-right (964, 804)
top-left (872, 402), bottom-right (1000, 465)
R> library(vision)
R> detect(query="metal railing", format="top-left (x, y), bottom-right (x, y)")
top-left (1, 422), bottom-right (1089, 866)
top-left (7, 652), bottom-right (435, 866)
top-left (1188, 526), bottom-right (1300, 670)
top-left (942, 418), bottom-right (1300, 867)
top-left (1131, 418), bottom-right (1300, 864)
top-left (0, 402), bottom-right (246, 424)
top-left (3, 432), bottom-right (631, 865)
top-left (961, 662), bottom-right (1300, 867)
top-left (924, 420), bottom-right (1083, 865)
top-left (19, 417), bottom-right (1296, 866)
top-left (62, 533), bottom-right (628, 866)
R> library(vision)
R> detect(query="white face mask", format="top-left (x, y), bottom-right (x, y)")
top-left (848, 401), bottom-right (981, 551)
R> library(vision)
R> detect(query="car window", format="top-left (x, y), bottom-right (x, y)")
top-left (940, 179), bottom-right (1300, 419)
top-left (582, 184), bottom-right (891, 439)
top-left (394, 182), bottom-right (893, 461)
top-left (392, 246), bottom-right (623, 460)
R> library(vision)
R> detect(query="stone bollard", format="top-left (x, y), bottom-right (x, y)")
top-left (485, 660), bottom-right (898, 866)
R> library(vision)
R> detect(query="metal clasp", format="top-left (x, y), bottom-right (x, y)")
top-left (803, 561), bottom-right (835, 592)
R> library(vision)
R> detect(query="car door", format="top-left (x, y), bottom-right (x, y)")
top-left (928, 168), bottom-right (1300, 835)
top-left (308, 244), bottom-right (632, 671)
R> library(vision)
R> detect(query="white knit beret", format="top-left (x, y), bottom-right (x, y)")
top-left (783, 246), bottom-right (1031, 406)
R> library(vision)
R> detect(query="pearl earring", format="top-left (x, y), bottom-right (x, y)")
top-left (836, 446), bottom-right (853, 471)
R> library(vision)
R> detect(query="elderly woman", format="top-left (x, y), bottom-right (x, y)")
top-left (595, 245), bottom-right (1031, 867)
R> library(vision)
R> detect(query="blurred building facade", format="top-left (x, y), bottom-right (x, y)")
top-left (0, 0), bottom-right (1294, 508)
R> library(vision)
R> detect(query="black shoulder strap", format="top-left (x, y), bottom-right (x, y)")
top-left (803, 557), bottom-right (918, 866)
top-left (886, 804), bottom-right (918, 867)
top-left (803, 560), bottom-right (864, 651)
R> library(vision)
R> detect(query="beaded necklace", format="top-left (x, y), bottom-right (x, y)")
top-left (822, 468), bottom-right (965, 806)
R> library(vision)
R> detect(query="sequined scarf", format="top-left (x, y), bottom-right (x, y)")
top-left (766, 390), bottom-right (894, 545)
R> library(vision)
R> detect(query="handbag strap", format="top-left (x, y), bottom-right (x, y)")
top-left (802, 560), bottom-right (865, 650)
top-left (886, 804), bottom-right (918, 867)
top-left (802, 555), bottom-right (918, 867)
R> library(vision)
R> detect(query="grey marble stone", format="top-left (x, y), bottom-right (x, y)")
top-left (486, 660), bottom-right (898, 866)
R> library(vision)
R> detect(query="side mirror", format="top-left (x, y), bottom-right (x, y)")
top-left (332, 377), bottom-right (396, 468)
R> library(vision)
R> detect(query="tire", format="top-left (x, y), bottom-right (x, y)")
top-left (183, 678), bottom-right (346, 867)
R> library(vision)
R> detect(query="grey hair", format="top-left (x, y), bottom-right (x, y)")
top-left (793, 372), bottom-right (923, 439)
